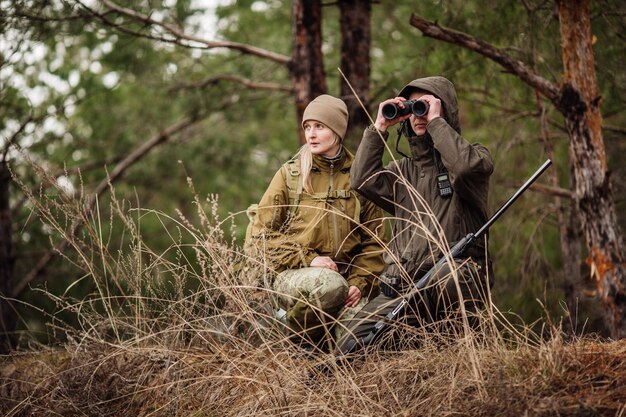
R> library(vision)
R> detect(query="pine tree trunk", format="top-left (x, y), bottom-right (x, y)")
top-left (557, 0), bottom-right (626, 338)
top-left (0, 161), bottom-right (16, 352)
top-left (291, 0), bottom-right (327, 145)
top-left (558, 161), bottom-right (582, 332)
top-left (338, 0), bottom-right (372, 148)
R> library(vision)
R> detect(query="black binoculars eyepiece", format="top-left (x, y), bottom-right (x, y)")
top-left (381, 99), bottom-right (429, 120)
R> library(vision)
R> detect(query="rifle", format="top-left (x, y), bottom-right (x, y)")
top-left (338, 159), bottom-right (553, 356)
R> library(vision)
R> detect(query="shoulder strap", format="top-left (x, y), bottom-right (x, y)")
top-left (282, 158), bottom-right (363, 223)
top-left (353, 192), bottom-right (362, 224)
top-left (283, 158), bottom-right (303, 217)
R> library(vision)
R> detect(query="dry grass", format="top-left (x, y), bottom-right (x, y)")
top-left (2, 173), bottom-right (625, 416)
top-left (1, 333), bottom-right (624, 416)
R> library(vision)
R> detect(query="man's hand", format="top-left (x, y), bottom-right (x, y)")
top-left (373, 97), bottom-right (412, 132)
top-left (344, 285), bottom-right (362, 308)
top-left (310, 256), bottom-right (338, 272)
top-left (414, 94), bottom-right (443, 123)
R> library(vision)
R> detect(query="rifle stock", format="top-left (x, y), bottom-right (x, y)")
top-left (338, 159), bottom-right (552, 356)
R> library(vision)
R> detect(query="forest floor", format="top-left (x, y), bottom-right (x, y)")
top-left (1, 334), bottom-right (624, 416)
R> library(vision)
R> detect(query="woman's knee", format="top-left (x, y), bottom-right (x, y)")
top-left (274, 267), bottom-right (348, 312)
top-left (308, 268), bottom-right (349, 311)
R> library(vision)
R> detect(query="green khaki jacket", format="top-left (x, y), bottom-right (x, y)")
top-left (351, 76), bottom-right (494, 281)
top-left (250, 148), bottom-right (385, 296)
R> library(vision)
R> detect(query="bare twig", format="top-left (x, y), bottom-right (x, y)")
top-left (1, 116), bottom-right (34, 161)
top-left (12, 113), bottom-right (206, 298)
top-left (499, 181), bottom-right (573, 199)
top-left (10, 156), bottom-right (125, 219)
top-left (173, 75), bottom-right (292, 93)
top-left (603, 124), bottom-right (626, 136)
top-left (409, 14), bottom-right (560, 103)
top-left (86, 0), bottom-right (291, 65)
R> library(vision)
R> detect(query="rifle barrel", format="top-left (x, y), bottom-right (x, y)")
top-left (474, 159), bottom-right (552, 239)
top-left (337, 159), bottom-right (553, 357)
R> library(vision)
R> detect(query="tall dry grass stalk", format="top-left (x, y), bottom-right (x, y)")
top-left (3, 163), bottom-right (619, 417)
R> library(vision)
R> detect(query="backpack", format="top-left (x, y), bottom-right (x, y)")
top-left (244, 157), bottom-right (362, 251)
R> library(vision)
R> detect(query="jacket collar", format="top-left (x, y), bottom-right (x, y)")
top-left (312, 147), bottom-right (352, 172)
top-left (407, 134), bottom-right (433, 161)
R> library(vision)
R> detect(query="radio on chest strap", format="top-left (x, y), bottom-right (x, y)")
top-left (433, 148), bottom-right (453, 198)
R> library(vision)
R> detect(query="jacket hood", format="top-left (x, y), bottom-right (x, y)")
top-left (398, 76), bottom-right (461, 134)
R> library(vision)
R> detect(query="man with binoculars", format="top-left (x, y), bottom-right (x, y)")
top-left (335, 76), bottom-right (494, 353)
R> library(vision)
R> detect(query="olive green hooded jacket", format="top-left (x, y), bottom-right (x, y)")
top-left (250, 148), bottom-right (386, 296)
top-left (351, 76), bottom-right (494, 281)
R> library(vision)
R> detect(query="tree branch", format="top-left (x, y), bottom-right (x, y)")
top-left (409, 14), bottom-right (561, 103)
top-left (95, 0), bottom-right (290, 65)
top-left (603, 124), bottom-right (626, 136)
top-left (12, 114), bottom-right (206, 298)
top-left (530, 179), bottom-right (573, 199)
top-left (10, 155), bottom-right (125, 219)
top-left (501, 181), bottom-right (573, 199)
top-left (1, 116), bottom-right (33, 162)
top-left (172, 75), bottom-right (293, 93)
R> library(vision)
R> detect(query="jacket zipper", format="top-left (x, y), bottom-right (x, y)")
top-left (329, 162), bottom-right (340, 254)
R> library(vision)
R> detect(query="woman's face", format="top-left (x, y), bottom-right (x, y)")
top-left (303, 120), bottom-right (340, 157)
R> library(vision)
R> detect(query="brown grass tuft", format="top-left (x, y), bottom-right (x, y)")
top-left (2, 337), bottom-right (624, 416)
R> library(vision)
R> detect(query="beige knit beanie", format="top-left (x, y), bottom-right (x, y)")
top-left (301, 94), bottom-right (349, 140)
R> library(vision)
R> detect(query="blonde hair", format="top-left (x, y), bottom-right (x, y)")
top-left (297, 133), bottom-right (340, 194)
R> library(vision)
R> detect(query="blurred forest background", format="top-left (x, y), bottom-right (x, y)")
top-left (1, 0), bottom-right (625, 353)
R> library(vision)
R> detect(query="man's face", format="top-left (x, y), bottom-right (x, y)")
top-left (408, 91), bottom-right (428, 136)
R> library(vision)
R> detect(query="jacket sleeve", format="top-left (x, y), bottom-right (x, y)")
top-left (346, 198), bottom-right (386, 297)
top-left (427, 117), bottom-right (494, 209)
top-left (250, 167), bottom-right (318, 273)
top-left (350, 126), bottom-right (398, 214)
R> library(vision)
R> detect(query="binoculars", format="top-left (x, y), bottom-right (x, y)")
top-left (382, 99), bottom-right (429, 120)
